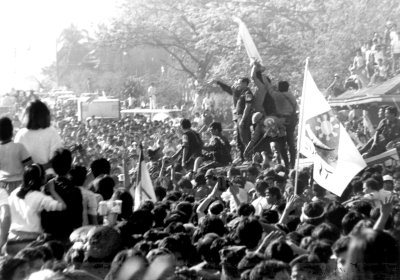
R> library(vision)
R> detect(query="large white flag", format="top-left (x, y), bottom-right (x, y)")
top-left (298, 62), bottom-right (366, 196)
top-left (132, 145), bottom-right (157, 210)
top-left (232, 16), bottom-right (263, 63)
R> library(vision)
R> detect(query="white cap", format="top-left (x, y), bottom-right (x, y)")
top-left (383, 175), bottom-right (393, 181)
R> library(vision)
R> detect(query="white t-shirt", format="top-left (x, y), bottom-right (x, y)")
top-left (80, 187), bottom-right (98, 226)
top-left (15, 127), bottom-right (62, 164)
top-left (0, 142), bottom-right (30, 182)
top-left (252, 196), bottom-right (268, 216)
top-left (8, 187), bottom-right (64, 234)
top-left (221, 188), bottom-right (248, 212)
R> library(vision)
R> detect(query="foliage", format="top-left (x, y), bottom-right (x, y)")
top-left (42, 0), bottom-right (400, 96)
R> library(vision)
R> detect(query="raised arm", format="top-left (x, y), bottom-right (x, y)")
top-left (215, 80), bottom-right (233, 95)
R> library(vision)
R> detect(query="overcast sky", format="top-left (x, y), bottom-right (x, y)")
top-left (0, 0), bottom-right (119, 92)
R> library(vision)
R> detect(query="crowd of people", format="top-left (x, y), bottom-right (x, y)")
top-left (2, 24), bottom-right (400, 280)
top-left (326, 20), bottom-right (400, 97)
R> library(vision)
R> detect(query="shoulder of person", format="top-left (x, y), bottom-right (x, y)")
top-left (15, 128), bottom-right (28, 138)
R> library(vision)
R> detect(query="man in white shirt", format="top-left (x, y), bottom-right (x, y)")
top-left (148, 83), bottom-right (157, 109)
top-left (390, 29), bottom-right (400, 73)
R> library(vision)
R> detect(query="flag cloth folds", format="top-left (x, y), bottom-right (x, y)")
top-left (232, 16), bottom-right (262, 64)
top-left (132, 144), bottom-right (157, 210)
top-left (298, 62), bottom-right (366, 196)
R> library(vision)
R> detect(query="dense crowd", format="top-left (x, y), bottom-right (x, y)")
top-left (2, 24), bottom-right (400, 280)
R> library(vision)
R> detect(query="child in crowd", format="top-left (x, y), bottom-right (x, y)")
top-left (0, 117), bottom-right (32, 194)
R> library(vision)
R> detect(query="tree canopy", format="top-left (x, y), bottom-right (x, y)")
top-left (42, 0), bottom-right (400, 102)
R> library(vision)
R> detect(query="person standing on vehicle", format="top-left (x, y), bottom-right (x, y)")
top-left (171, 119), bottom-right (203, 171)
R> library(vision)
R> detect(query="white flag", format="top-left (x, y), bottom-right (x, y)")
top-left (131, 145), bottom-right (157, 210)
top-left (298, 62), bottom-right (366, 196)
top-left (232, 17), bottom-right (263, 63)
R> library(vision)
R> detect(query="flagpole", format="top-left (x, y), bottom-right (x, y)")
top-left (134, 143), bottom-right (143, 211)
top-left (294, 57), bottom-right (309, 195)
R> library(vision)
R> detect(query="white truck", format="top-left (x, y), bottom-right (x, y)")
top-left (77, 97), bottom-right (120, 121)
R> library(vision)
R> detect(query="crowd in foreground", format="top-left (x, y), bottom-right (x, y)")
top-left (0, 97), bottom-right (400, 280)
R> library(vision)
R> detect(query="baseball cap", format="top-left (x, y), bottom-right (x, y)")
top-left (383, 175), bottom-right (394, 182)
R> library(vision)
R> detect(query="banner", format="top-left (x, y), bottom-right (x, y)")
top-left (298, 61), bottom-right (367, 196)
top-left (232, 16), bottom-right (262, 63)
top-left (132, 144), bottom-right (157, 210)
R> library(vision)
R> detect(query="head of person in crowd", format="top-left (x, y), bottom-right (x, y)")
top-left (96, 176), bottom-right (115, 201)
top-left (300, 202), bottom-right (324, 226)
top-left (273, 172), bottom-right (286, 191)
top-left (385, 106), bottom-right (397, 121)
top-left (265, 240), bottom-right (294, 264)
top-left (311, 222), bottom-right (340, 245)
top-left (0, 117), bottom-right (13, 143)
top-left (345, 228), bottom-right (400, 280)
top-left (249, 260), bottom-right (291, 280)
top-left (383, 174), bottom-right (394, 191)
top-left (362, 178), bottom-right (381, 194)
top-left (219, 245), bottom-right (247, 280)
top-left (17, 164), bottom-right (45, 199)
top-left (278, 81), bottom-right (290, 93)
top-left (255, 180), bottom-right (268, 198)
top-left (236, 217), bottom-right (263, 250)
top-left (23, 100), bottom-right (51, 130)
top-left (196, 215), bottom-right (226, 241)
top-left (228, 167), bottom-right (241, 180)
top-left (265, 186), bottom-right (281, 206)
top-left (264, 170), bottom-right (277, 187)
top-left (209, 121), bottom-right (222, 136)
top-left (238, 204), bottom-right (255, 217)
top-left (69, 165), bottom-right (87, 187)
top-left (290, 254), bottom-right (323, 280)
top-left (205, 169), bottom-right (217, 188)
top-left (90, 158), bottom-right (111, 178)
top-left (180, 119), bottom-right (191, 131)
top-left (51, 148), bottom-right (72, 177)
top-left (247, 166), bottom-right (259, 184)
top-left (197, 233), bottom-right (226, 267)
top-left (324, 201), bottom-right (348, 229)
top-left (332, 236), bottom-right (351, 277)
top-left (237, 77), bottom-right (250, 90)
top-left (112, 190), bottom-right (134, 221)
top-left (0, 257), bottom-right (29, 280)
top-left (378, 106), bottom-right (387, 119)
top-left (341, 211), bottom-right (365, 235)
top-left (177, 178), bottom-right (193, 195)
